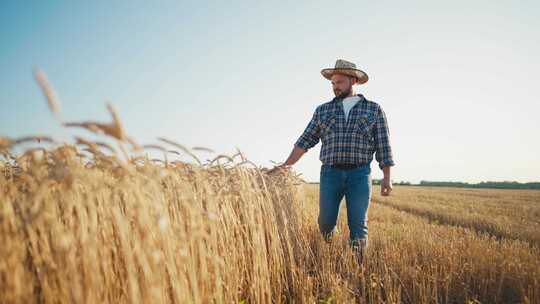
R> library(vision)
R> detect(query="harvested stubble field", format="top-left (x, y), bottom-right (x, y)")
top-left (1, 71), bottom-right (539, 303)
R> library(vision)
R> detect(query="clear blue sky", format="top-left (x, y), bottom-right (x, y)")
top-left (1, 1), bottom-right (539, 183)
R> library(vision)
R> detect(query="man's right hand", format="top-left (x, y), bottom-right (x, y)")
top-left (268, 163), bottom-right (291, 174)
top-left (267, 145), bottom-right (306, 174)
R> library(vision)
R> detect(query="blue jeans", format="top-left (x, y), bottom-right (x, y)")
top-left (318, 162), bottom-right (372, 248)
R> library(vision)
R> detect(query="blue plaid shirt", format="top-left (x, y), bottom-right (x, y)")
top-left (294, 93), bottom-right (395, 170)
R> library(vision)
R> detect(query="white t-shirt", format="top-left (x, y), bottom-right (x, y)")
top-left (342, 95), bottom-right (361, 122)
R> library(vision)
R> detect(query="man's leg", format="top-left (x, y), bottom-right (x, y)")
top-left (318, 165), bottom-right (345, 243)
top-left (344, 163), bottom-right (372, 258)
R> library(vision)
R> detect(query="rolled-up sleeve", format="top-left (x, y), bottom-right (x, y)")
top-left (374, 105), bottom-right (395, 169)
top-left (294, 107), bottom-right (321, 151)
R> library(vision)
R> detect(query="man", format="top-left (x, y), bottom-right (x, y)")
top-left (272, 59), bottom-right (395, 262)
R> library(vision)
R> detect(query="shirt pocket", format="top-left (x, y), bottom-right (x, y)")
top-left (354, 114), bottom-right (376, 141)
top-left (319, 115), bottom-right (337, 135)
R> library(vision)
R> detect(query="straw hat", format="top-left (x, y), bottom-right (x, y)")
top-left (321, 59), bottom-right (368, 84)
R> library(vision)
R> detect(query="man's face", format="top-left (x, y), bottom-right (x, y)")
top-left (331, 73), bottom-right (356, 98)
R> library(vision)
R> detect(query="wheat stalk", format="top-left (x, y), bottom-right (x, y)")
top-left (33, 67), bottom-right (62, 121)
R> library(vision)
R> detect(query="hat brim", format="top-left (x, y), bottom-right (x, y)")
top-left (320, 68), bottom-right (368, 84)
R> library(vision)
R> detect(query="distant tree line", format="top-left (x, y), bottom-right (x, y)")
top-left (417, 180), bottom-right (540, 190)
top-left (372, 179), bottom-right (411, 186)
top-left (370, 179), bottom-right (540, 190)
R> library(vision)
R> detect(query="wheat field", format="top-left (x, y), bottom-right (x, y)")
top-left (2, 146), bottom-right (539, 304)
top-left (1, 71), bottom-right (539, 303)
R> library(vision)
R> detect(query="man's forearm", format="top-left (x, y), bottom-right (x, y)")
top-left (382, 166), bottom-right (391, 180)
top-left (283, 145), bottom-right (307, 166)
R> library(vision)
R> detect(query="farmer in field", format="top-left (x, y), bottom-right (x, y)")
top-left (273, 59), bottom-right (395, 262)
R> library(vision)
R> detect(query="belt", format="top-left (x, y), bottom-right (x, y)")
top-left (330, 163), bottom-right (364, 170)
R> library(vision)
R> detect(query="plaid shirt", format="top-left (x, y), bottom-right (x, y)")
top-left (294, 93), bottom-right (395, 169)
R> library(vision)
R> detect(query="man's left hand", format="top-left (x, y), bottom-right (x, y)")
top-left (381, 177), bottom-right (393, 196)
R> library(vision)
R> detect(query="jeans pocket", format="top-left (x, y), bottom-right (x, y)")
top-left (352, 163), bottom-right (371, 176)
top-left (320, 164), bottom-right (330, 175)
top-left (320, 164), bottom-right (338, 178)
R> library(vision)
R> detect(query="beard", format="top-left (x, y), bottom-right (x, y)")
top-left (334, 86), bottom-right (352, 98)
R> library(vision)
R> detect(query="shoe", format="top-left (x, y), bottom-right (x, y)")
top-left (321, 227), bottom-right (338, 244)
top-left (323, 233), bottom-right (333, 245)
top-left (351, 239), bottom-right (367, 264)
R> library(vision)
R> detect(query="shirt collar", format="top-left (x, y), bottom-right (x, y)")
top-left (332, 93), bottom-right (365, 103)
